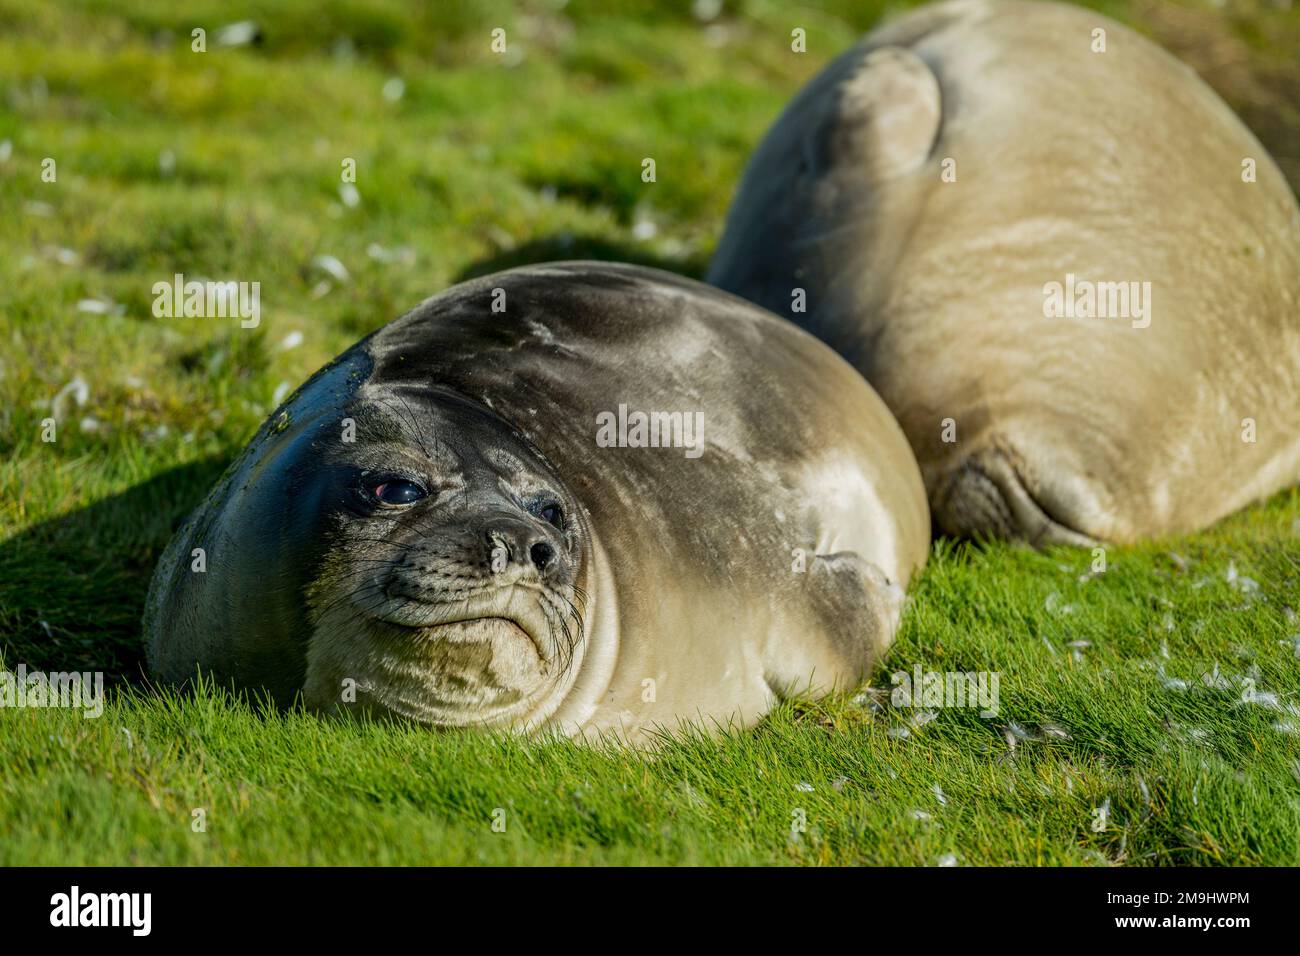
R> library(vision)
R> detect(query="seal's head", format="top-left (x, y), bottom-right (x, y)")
top-left (300, 386), bottom-right (588, 729)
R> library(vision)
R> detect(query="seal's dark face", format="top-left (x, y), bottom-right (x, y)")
top-left (301, 388), bottom-right (587, 729)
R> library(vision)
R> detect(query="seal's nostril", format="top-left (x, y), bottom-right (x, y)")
top-left (489, 541), bottom-right (510, 574)
top-left (529, 541), bottom-right (555, 571)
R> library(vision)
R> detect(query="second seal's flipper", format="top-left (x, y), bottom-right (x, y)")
top-left (814, 46), bottom-right (942, 180)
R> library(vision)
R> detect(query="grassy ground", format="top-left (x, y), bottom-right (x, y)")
top-left (1, 0), bottom-right (1298, 865)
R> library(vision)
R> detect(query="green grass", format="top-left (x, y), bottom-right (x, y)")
top-left (2, 0), bottom-right (1299, 865)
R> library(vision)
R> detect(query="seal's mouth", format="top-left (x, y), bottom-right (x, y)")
top-left (369, 585), bottom-right (559, 665)
top-left (305, 572), bottom-right (585, 732)
top-left (378, 613), bottom-right (545, 663)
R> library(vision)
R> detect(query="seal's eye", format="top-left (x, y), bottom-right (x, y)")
top-left (373, 479), bottom-right (427, 505)
top-left (537, 502), bottom-right (563, 528)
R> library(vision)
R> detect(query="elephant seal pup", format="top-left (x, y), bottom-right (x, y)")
top-left (709, 0), bottom-right (1300, 544)
top-left (145, 262), bottom-right (929, 744)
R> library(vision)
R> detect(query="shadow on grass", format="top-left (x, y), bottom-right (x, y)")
top-left (0, 457), bottom-right (229, 685)
top-left (455, 232), bottom-right (710, 283)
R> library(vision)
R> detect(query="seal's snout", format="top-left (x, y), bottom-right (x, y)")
top-left (300, 451), bottom-right (586, 728)
top-left (485, 517), bottom-right (562, 578)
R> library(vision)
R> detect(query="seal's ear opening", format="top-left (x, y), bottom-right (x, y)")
top-left (814, 46), bottom-right (942, 180)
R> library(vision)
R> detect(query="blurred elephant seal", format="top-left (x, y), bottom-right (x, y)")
top-left (145, 262), bottom-right (929, 744)
top-left (709, 0), bottom-right (1300, 544)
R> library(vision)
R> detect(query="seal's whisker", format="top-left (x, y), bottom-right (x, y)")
top-left (308, 582), bottom-right (388, 622)
top-left (535, 585), bottom-right (584, 676)
top-left (371, 392), bottom-right (441, 467)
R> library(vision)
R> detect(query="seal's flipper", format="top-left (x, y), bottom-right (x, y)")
top-left (815, 46), bottom-right (942, 180)
top-left (932, 443), bottom-right (1105, 547)
top-left (764, 551), bottom-right (906, 700)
